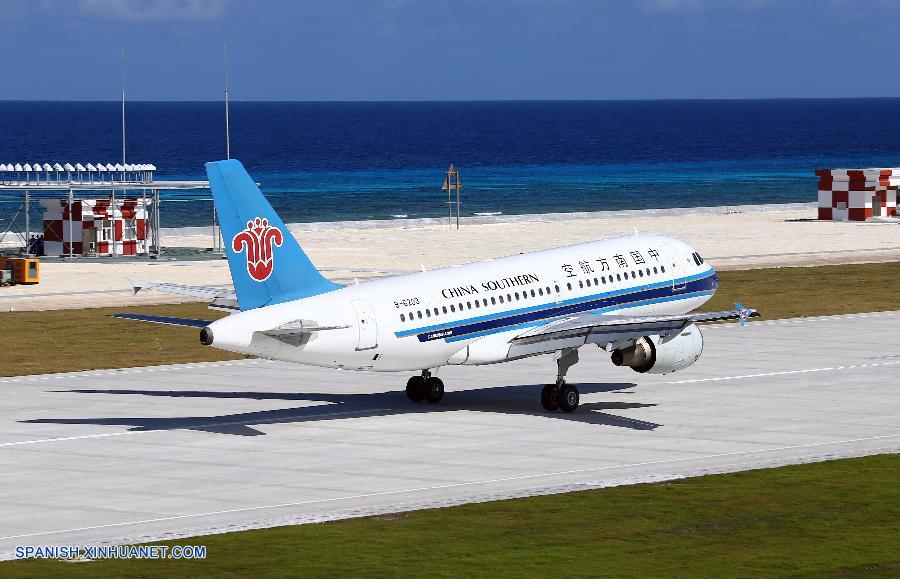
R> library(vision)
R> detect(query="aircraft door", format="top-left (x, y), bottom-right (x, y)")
top-left (351, 298), bottom-right (378, 350)
top-left (661, 245), bottom-right (686, 292)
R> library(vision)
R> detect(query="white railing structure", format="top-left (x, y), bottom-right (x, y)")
top-left (0, 162), bottom-right (157, 185)
top-left (0, 162), bottom-right (212, 258)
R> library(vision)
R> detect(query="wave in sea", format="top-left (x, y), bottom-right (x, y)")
top-left (474, 211), bottom-right (503, 216)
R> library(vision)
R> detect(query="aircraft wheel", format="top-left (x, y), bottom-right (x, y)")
top-left (424, 377), bottom-right (444, 403)
top-left (540, 384), bottom-right (560, 411)
top-left (406, 376), bottom-right (426, 402)
top-left (559, 384), bottom-right (580, 413)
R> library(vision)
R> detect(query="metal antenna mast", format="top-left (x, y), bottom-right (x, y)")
top-left (224, 40), bottom-right (231, 159)
top-left (121, 46), bottom-right (126, 165)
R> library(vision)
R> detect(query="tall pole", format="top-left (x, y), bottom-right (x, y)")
top-left (68, 188), bottom-right (74, 259)
top-left (141, 187), bottom-right (147, 255)
top-left (217, 40), bottom-right (230, 252)
top-left (24, 189), bottom-right (29, 254)
top-left (154, 189), bottom-right (161, 255)
top-left (121, 46), bottom-right (126, 166)
top-left (119, 46), bottom-right (125, 259)
top-left (111, 187), bottom-right (117, 258)
top-left (224, 40), bottom-right (231, 160)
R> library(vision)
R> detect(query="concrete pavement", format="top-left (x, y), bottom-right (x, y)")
top-left (0, 310), bottom-right (898, 557)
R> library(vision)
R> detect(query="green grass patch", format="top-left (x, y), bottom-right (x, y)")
top-left (0, 303), bottom-right (238, 377)
top-left (703, 261), bottom-right (900, 320)
top-left (0, 261), bottom-right (897, 377)
top-left (5, 453), bottom-right (899, 577)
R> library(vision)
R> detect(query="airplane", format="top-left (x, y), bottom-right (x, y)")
top-left (117, 159), bottom-right (759, 413)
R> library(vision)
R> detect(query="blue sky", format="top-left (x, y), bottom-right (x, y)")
top-left (3, 0), bottom-right (900, 101)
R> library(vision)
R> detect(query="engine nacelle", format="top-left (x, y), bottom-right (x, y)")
top-left (610, 323), bottom-right (703, 374)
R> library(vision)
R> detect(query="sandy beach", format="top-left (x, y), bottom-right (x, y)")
top-left (2, 202), bottom-right (898, 311)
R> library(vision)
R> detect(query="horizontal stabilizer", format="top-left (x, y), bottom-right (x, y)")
top-left (113, 313), bottom-right (212, 328)
top-left (261, 319), bottom-right (351, 337)
top-left (129, 278), bottom-right (236, 301)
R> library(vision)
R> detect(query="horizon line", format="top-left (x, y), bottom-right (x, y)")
top-left (3, 96), bottom-right (900, 104)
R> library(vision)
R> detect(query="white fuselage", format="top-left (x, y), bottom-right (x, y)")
top-left (206, 234), bottom-right (717, 372)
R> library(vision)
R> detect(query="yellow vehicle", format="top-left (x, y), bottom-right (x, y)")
top-left (0, 257), bottom-right (40, 285)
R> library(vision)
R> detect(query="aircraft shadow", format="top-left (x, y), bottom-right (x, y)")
top-left (24, 382), bottom-right (660, 436)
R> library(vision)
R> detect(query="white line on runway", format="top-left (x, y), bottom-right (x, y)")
top-left (665, 360), bottom-right (900, 384)
top-left (0, 408), bottom-right (395, 448)
top-left (2, 432), bottom-right (899, 542)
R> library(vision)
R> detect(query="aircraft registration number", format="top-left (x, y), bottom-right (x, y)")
top-left (393, 297), bottom-right (420, 308)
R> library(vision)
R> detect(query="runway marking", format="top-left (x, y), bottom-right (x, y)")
top-left (0, 408), bottom-right (394, 448)
top-left (665, 360), bottom-right (900, 384)
top-left (1, 433), bottom-right (899, 543)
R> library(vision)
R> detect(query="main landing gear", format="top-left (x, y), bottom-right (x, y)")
top-left (541, 348), bottom-right (580, 413)
top-left (406, 370), bottom-right (444, 404)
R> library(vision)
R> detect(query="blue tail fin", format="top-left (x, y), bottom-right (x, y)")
top-left (206, 159), bottom-right (340, 310)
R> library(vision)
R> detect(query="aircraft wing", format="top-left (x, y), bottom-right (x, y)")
top-left (508, 306), bottom-right (759, 357)
top-left (129, 279), bottom-right (236, 301)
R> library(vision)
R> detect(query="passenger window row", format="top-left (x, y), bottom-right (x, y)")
top-left (400, 284), bottom-right (560, 322)
top-left (565, 265), bottom-right (665, 291)
top-left (398, 265), bottom-right (669, 323)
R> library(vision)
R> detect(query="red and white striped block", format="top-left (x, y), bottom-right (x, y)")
top-left (816, 168), bottom-right (898, 221)
top-left (40, 198), bottom-right (152, 257)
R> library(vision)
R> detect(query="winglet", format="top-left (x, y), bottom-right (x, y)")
top-left (128, 277), bottom-right (143, 296)
top-left (735, 303), bottom-right (753, 327)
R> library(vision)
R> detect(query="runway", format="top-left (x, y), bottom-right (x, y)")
top-left (1, 311), bottom-right (898, 558)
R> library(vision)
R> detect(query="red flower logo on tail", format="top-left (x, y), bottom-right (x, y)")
top-left (232, 217), bottom-right (283, 282)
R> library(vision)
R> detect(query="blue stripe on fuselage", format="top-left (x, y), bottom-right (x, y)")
top-left (442, 288), bottom-right (714, 343)
top-left (396, 268), bottom-right (717, 343)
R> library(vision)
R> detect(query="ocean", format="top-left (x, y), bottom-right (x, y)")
top-left (2, 99), bottom-right (900, 228)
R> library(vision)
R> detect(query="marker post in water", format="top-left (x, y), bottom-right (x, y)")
top-left (442, 163), bottom-right (463, 229)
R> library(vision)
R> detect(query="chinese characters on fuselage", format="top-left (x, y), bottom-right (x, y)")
top-left (560, 247), bottom-right (661, 279)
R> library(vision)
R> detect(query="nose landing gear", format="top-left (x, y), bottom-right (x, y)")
top-left (406, 370), bottom-right (444, 404)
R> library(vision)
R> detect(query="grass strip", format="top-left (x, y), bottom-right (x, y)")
top-left (5, 453), bottom-right (899, 577)
top-left (0, 303), bottom-right (237, 377)
top-left (701, 261), bottom-right (900, 319)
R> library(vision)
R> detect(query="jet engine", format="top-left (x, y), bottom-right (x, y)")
top-left (610, 323), bottom-right (703, 374)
